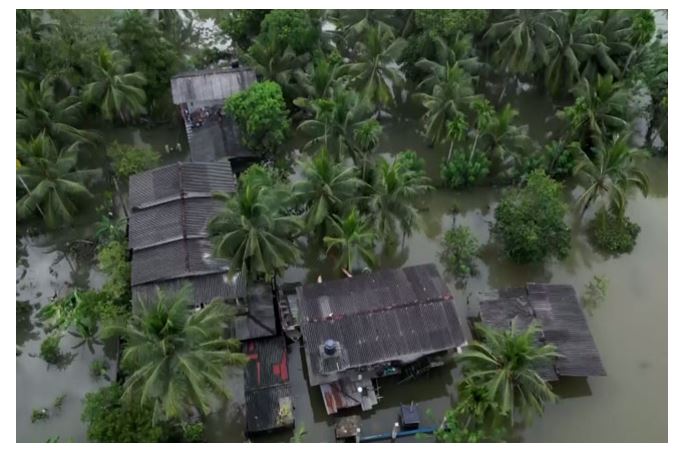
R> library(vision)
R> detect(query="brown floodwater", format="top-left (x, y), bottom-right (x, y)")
top-left (16, 13), bottom-right (668, 442)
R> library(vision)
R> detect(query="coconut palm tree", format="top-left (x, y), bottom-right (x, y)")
top-left (415, 32), bottom-right (482, 92)
top-left (332, 9), bottom-right (396, 48)
top-left (298, 87), bottom-right (376, 160)
top-left (457, 319), bottom-right (560, 425)
top-left (342, 25), bottom-right (407, 111)
top-left (245, 35), bottom-right (301, 98)
top-left (484, 10), bottom-right (559, 75)
top-left (544, 10), bottom-right (597, 95)
top-left (293, 59), bottom-right (343, 110)
top-left (82, 48), bottom-right (147, 123)
top-left (16, 77), bottom-right (94, 146)
top-left (208, 184), bottom-right (302, 282)
top-left (580, 10), bottom-right (634, 82)
top-left (574, 134), bottom-right (649, 217)
top-left (368, 157), bottom-right (433, 244)
top-left (415, 64), bottom-right (478, 146)
top-left (559, 74), bottom-right (629, 149)
top-left (352, 119), bottom-right (383, 178)
top-left (323, 208), bottom-right (377, 273)
top-left (293, 149), bottom-right (363, 239)
top-left (482, 104), bottom-right (533, 170)
top-left (16, 133), bottom-right (101, 228)
top-left (102, 285), bottom-right (248, 422)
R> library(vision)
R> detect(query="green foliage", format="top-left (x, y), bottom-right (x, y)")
top-left (541, 141), bottom-right (577, 180)
top-left (107, 142), bottom-right (161, 179)
top-left (90, 358), bottom-right (111, 380)
top-left (260, 10), bottom-right (320, 55)
top-left (588, 209), bottom-right (640, 255)
top-left (630, 10), bottom-right (656, 46)
top-left (415, 10), bottom-right (489, 37)
top-left (225, 81), bottom-right (291, 155)
top-left (439, 226), bottom-right (480, 279)
top-left (53, 393), bottom-right (67, 412)
top-left (102, 285), bottom-right (248, 422)
top-left (493, 170), bottom-right (571, 264)
top-left (324, 208), bottom-right (378, 273)
top-left (82, 384), bottom-right (167, 442)
top-left (582, 274), bottom-right (609, 315)
top-left (97, 239), bottom-right (131, 303)
top-left (290, 424), bottom-right (307, 442)
top-left (181, 421), bottom-right (205, 442)
top-left (32, 408), bottom-right (50, 423)
top-left (457, 320), bottom-right (560, 425)
top-left (395, 150), bottom-right (425, 175)
top-left (441, 153), bottom-right (491, 189)
top-left (40, 333), bottom-right (63, 364)
top-left (218, 9), bottom-right (269, 50)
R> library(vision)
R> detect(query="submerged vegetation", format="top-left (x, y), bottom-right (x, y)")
top-left (16, 7), bottom-right (666, 443)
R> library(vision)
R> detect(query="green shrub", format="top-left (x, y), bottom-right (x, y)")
top-left (224, 81), bottom-right (291, 155)
top-left (40, 333), bottom-right (63, 364)
top-left (90, 358), bottom-right (110, 380)
top-left (396, 150), bottom-right (425, 175)
top-left (31, 408), bottom-right (50, 423)
top-left (181, 421), bottom-right (205, 442)
top-left (439, 226), bottom-right (480, 278)
top-left (97, 240), bottom-right (131, 303)
top-left (582, 275), bottom-right (609, 315)
top-left (107, 142), bottom-right (160, 179)
top-left (441, 153), bottom-right (490, 189)
top-left (588, 209), bottom-right (640, 254)
top-left (260, 10), bottom-right (320, 54)
top-left (541, 141), bottom-right (577, 180)
top-left (492, 170), bottom-right (571, 263)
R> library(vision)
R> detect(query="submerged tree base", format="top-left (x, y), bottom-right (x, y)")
top-left (588, 209), bottom-right (641, 255)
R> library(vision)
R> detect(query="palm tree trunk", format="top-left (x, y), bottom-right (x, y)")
top-left (447, 140), bottom-right (455, 162)
top-left (469, 131), bottom-right (480, 161)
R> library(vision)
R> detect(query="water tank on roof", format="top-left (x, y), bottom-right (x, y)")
top-left (324, 339), bottom-right (337, 356)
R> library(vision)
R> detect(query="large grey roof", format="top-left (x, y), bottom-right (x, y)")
top-left (132, 272), bottom-right (246, 306)
top-left (297, 264), bottom-right (466, 386)
top-left (128, 161), bottom-right (236, 210)
top-left (171, 67), bottom-right (257, 105)
top-left (128, 198), bottom-right (221, 250)
top-left (131, 238), bottom-right (227, 286)
top-left (479, 283), bottom-right (606, 380)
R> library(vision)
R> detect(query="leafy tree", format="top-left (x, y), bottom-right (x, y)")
top-left (416, 64), bottom-right (477, 146)
top-left (457, 320), bottom-right (560, 424)
top-left (102, 285), bottom-right (248, 422)
top-left (414, 10), bottom-right (489, 37)
top-left (16, 134), bottom-right (101, 228)
top-left (82, 47), bottom-right (147, 123)
top-left (298, 87), bottom-right (376, 160)
top-left (218, 9), bottom-right (269, 50)
top-left (208, 183), bottom-right (302, 281)
top-left (82, 384), bottom-right (167, 442)
top-left (107, 142), bottom-right (161, 179)
top-left (574, 134), bottom-right (649, 216)
top-left (97, 238), bottom-right (131, 303)
top-left (16, 77), bottom-right (93, 146)
top-left (439, 226), bottom-right (480, 279)
top-left (630, 40), bottom-right (667, 149)
top-left (484, 10), bottom-right (559, 75)
top-left (342, 25), bottom-right (407, 110)
top-left (324, 208), bottom-right (377, 273)
top-left (588, 208), bottom-right (641, 255)
top-left (395, 150), bottom-right (425, 175)
top-left (492, 170), bottom-right (571, 263)
top-left (224, 81), bottom-right (291, 155)
top-left (293, 149), bottom-right (362, 239)
top-left (441, 152), bottom-right (490, 189)
top-left (369, 157), bottom-right (433, 243)
top-left (559, 74), bottom-right (630, 149)
top-left (260, 10), bottom-right (320, 55)
top-left (541, 140), bottom-right (578, 180)
top-left (115, 10), bottom-right (183, 116)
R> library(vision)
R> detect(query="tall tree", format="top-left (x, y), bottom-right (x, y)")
top-left (457, 319), bottom-right (560, 424)
top-left (82, 48), bottom-right (147, 123)
top-left (16, 133), bottom-right (101, 228)
top-left (293, 149), bottom-right (363, 239)
top-left (208, 184), bottom-right (302, 281)
top-left (574, 134), bottom-right (649, 217)
top-left (16, 77), bottom-right (93, 146)
top-left (342, 25), bottom-right (407, 110)
top-left (323, 208), bottom-right (377, 273)
top-left (415, 33), bottom-right (482, 92)
top-left (102, 285), bottom-right (247, 422)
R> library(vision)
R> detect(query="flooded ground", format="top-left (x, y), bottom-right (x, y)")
top-left (16, 11), bottom-right (668, 443)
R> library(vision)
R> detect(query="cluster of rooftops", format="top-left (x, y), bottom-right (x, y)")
top-left (124, 66), bottom-right (606, 435)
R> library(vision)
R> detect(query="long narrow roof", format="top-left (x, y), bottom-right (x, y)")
top-left (479, 283), bottom-right (606, 380)
top-left (171, 67), bottom-right (257, 105)
top-left (132, 272), bottom-right (246, 306)
top-left (297, 264), bottom-right (466, 386)
top-left (128, 161), bottom-right (236, 210)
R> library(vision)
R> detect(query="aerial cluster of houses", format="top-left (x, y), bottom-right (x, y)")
top-left (125, 65), bottom-right (606, 440)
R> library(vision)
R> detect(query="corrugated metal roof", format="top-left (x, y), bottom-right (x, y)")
top-left (128, 161), bottom-right (236, 210)
top-left (132, 271), bottom-right (246, 305)
top-left (131, 238), bottom-right (228, 286)
top-left (234, 284), bottom-right (277, 341)
top-left (171, 67), bottom-right (257, 105)
top-left (243, 337), bottom-right (294, 434)
top-left (478, 283), bottom-right (606, 379)
top-left (297, 264), bottom-right (466, 386)
top-left (187, 116), bottom-right (255, 162)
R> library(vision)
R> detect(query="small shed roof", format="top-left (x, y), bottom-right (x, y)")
top-left (297, 264), bottom-right (466, 386)
top-left (479, 283), bottom-right (606, 380)
top-left (128, 161), bottom-right (236, 210)
top-left (132, 271), bottom-right (246, 305)
top-left (187, 116), bottom-right (255, 162)
top-left (234, 284), bottom-right (278, 341)
top-left (171, 67), bottom-right (257, 105)
top-left (243, 337), bottom-right (294, 434)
